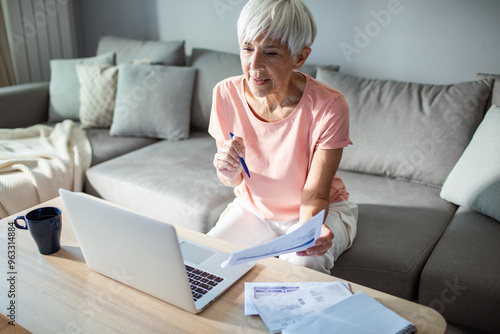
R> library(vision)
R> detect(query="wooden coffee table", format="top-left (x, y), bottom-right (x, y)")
top-left (0, 197), bottom-right (446, 333)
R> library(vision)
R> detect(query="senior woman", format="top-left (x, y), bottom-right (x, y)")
top-left (208, 0), bottom-right (358, 274)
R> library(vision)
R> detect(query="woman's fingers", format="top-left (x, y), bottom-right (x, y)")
top-left (213, 137), bottom-right (245, 177)
top-left (296, 224), bottom-right (333, 257)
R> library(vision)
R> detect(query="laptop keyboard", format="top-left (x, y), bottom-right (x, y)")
top-left (185, 265), bottom-right (225, 301)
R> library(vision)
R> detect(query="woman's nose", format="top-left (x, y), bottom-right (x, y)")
top-left (250, 52), bottom-right (264, 71)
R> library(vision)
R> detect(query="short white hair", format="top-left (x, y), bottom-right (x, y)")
top-left (237, 0), bottom-right (317, 57)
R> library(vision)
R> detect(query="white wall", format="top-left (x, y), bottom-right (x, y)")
top-left (156, 0), bottom-right (500, 84)
top-left (76, 0), bottom-right (159, 57)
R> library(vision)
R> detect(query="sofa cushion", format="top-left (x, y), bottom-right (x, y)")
top-left (84, 128), bottom-right (158, 167)
top-left (96, 35), bottom-right (186, 66)
top-left (76, 64), bottom-right (118, 128)
top-left (440, 105), bottom-right (500, 222)
top-left (419, 206), bottom-right (500, 333)
top-left (477, 72), bottom-right (500, 108)
top-left (48, 52), bottom-right (116, 122)
top-left (110, 64), bottom-right (195, 140)
top-left (331, 170), bottom-right (457, 300)
top-left (317, 70), bottom-right (493, 187)
top-left (85, 132), bottom-right (234, 232)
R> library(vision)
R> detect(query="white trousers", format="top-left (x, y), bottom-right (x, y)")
top-left (207, 198), bottom-right (358, 274)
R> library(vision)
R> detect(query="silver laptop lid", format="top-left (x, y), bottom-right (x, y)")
top-left (60, 189), bottom-right (199, 313)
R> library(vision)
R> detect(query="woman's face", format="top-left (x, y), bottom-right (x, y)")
top-left (240, 36), bottom-right (304, 100)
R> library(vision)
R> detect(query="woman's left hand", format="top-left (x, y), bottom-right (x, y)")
top-left (296, 224), bottom-right (333, 257)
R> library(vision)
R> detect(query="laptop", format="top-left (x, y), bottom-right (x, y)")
top-left (59, 189), bottom-right (255, 314)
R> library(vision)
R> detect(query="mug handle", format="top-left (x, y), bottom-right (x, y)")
top-left (14, 216), bottom-right (28, 230)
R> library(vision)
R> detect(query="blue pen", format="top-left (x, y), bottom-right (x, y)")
top-left (229, 132), bottom-right (251, 178)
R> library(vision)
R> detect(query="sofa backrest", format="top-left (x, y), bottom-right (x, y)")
top-left (317, 70), bottom-right (493, 187)
top-left (96, 35), bottom-right (186, 66)
top-left (477, 73), bottom-right (500, 109)
top-left (189, 48), bottom-right (243, 131)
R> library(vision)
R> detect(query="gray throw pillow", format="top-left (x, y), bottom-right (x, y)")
top-left (317, 70), bottom-right (493, 186)
top-left (110, 64), bottom-right (195, 140)
top-left (96, 35), bottom-right (186, 66)
top-left (49, 52), bottom-right (116, 121)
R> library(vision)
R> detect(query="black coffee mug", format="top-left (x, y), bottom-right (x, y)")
top-left (14, 207), bottom-right (62, 255)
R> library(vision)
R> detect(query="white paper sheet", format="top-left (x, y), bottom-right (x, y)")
top-left (282, 291), bottom-right (417, 334)
top-left (244, 281), bottom-right (352, 315)
top-left (221, 210), bottom-right (324, 267)
top-left (251, 280), bottom-right (353, 333)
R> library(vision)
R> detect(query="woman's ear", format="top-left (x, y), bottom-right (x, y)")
top-left (294, 47), bottom-right (312, 70)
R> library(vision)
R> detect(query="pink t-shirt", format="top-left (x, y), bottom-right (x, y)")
top-left (208, 74), bottom-right (351, 221)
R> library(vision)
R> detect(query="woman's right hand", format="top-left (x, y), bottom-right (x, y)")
top-left (213, 137), bottom-right (245, 184)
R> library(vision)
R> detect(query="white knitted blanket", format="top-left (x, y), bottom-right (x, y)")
top-left (0, 120), bottom-right (92, 218)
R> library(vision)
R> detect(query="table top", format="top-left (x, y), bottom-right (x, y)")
top-left (0, 196), bottom-right (447, 334)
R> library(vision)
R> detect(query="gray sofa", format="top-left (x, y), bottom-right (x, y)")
top-left (1, 35), bottom-right (499, 333)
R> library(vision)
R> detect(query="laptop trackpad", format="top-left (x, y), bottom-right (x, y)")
top-left (179, 241), bottom-right (215, 265)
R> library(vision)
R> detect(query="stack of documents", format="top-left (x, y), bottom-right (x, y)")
top-left (245, 281), bottom-right (416, 334)
top-left (223, 209), bottom-right (417, 333)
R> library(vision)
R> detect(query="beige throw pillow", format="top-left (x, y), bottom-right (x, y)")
top-left (76, 64), bottom-right (118, 128)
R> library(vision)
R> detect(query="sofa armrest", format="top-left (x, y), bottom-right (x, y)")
top-left (0, 82), bottom-right (50, 128)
